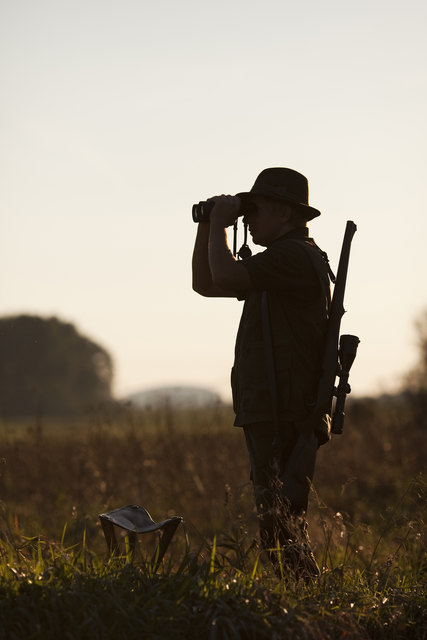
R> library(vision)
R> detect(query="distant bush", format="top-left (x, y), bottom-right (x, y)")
top-left (0, 314), bottom-right (113, 418)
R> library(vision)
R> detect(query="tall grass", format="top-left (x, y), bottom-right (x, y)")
top-left (0, 493), bottom-right (425, 639)
top-left (0, 398), bottom-right (425, 638)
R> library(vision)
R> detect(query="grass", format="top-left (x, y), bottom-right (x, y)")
top-left (0, 399), bottom-right (425, 638)
top-left (0, 510), bottom-right (425, 639)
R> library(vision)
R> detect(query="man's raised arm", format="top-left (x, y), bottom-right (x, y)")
top-left (192, 196), bottom-right (251, 297)
top-left (192, 222), bottom-right (219, 296)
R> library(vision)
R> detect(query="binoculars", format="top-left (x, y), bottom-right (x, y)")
top-left (192, 199), bottom-right (256, 224)
top-left (192, 200), bottom-right (215, 223)
top-left (191, 200), bottom-right (252, 259)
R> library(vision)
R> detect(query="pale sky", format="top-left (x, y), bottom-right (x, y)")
top-left (1, 0), bottom-right (426, 401)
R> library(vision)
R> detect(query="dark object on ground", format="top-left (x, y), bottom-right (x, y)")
top-left (99, 504), bottom-right (187, 571)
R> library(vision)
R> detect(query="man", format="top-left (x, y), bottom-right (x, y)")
top-left (192, 168), bottom-right (332, 578)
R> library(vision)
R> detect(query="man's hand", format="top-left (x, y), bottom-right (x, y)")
top-left (208, 195), bottom-right (242, 228)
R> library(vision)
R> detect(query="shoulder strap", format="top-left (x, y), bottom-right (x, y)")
top-left (287, 238), bottom-right (335, 285)
top-left (261, 291), bottom-right (280, 445)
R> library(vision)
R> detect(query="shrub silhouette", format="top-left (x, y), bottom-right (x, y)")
top-left (0, 314), bottom-right (113, 417)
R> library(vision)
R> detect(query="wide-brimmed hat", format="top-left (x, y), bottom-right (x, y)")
top-left (237, 167), bottom-right (321, 220)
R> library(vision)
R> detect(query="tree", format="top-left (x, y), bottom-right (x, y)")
top-left (0, 315), bottom-right (114, 418)
top-left (402, 308), bottom-right (427, 428)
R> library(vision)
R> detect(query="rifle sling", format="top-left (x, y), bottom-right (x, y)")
top-left (261, 291), bottom-right (280, 444)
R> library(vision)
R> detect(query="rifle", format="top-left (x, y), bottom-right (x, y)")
top-left (316, 220), bottom-right (359, 434)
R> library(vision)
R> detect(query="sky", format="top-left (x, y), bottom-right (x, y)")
top-left (1, 0), bottom-right (426, 402)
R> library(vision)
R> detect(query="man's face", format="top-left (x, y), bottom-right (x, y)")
top-left (242, 196), bottom-right (291, 247)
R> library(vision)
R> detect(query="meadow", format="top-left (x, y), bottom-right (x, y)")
top-left (0, 397), bottom-right (425, 639)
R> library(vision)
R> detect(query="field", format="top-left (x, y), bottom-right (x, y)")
top-left (0, 398), bottom-right (425, 639)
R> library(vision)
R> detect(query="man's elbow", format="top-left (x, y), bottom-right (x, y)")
top-left (192, 279), bottom-right (211, 297)
top-left (192, 279), bottom-right (203, 295)
top-left (192, 283), bottom-right (204, 296)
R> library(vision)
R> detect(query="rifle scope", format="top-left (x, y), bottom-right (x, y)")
top-left (331, 334), bottom-right (360, 434)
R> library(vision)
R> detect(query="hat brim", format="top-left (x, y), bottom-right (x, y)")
top-left (236, 190), bottom-right (321, 221)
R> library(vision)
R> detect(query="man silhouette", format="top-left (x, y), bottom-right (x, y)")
top-left (192, 168), bottom-right (332, 578)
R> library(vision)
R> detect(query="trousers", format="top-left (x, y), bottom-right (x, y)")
top-left (243, 421), bottom-right (320, 578)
